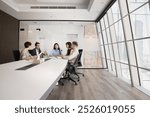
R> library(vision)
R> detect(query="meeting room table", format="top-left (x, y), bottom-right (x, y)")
top-left (0, 58), bottom-right (68, 100)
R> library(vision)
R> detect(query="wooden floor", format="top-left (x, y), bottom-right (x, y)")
top-left (47, 69), bottom-right (150, 100)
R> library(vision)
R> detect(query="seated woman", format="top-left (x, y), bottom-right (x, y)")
top-left (62, 41), bottom-right (79, 63)
top-left (20, 41), bottom-right (34, 60)
top-left (49, 43), bottom-right (62, 57)
top-left (65, 42), bottom-right (72, 56)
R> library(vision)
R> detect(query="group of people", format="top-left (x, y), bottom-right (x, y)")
top-left (20, 41), bottom-right (79, 63)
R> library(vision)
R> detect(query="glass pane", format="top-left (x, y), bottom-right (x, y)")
top-left (109, 45), bottom-right (114, 60)
top-left (105, 45), bottom-right (110, 59)
top-left (135, 39), bottom-right (150, 69)
top-left (104, 14), bottom-right (109, 28)
top-left (123, 16), bottom-right (132, 41)
top-left (106, 28), bottom-right (111, 44)
top-left (111, 61), bottom-right (116, 74)
top-left (114, 21), bottom-right (125, 42)
top-left (118, 43), bottom-right (128, 63)
top-left (84, 23), bottom-right (103, 68)
top-left (116, 62), bottom-right (122, 76)
top-left (107, 60), bottom-right (112, 71)
top-left (127, 41), bottom-right (136, 66)
top-left (127, 0), bottom-right (148, 12)
top-left (113, 44), bottom-right (120, 61)
top-left (139, 69), bottom-right (150, 91)
top-left (102, 30), bottom-right (108, 44)
top-left (101, 18), bottom-right (105, 30)
top-left (107, 9), bottom-right (114, 25)
top-left (131, 66), bottom-right (140, 86)
top-left (130, 3), bottom-right (150, 39)
top-left (110, 25), bottom-right (117, 42)
top-left (121, 64), bottom-right (131, 80)
top-left (111, 1), bottom-right (121, 22)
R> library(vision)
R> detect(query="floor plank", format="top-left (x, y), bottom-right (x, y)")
top-left (47, 69), bottom-right (150, 100)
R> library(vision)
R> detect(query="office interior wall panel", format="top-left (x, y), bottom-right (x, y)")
top-left (0, 10), bottom-right (19, 64)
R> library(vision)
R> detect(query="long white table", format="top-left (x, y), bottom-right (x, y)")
top-left (0, 59), bottom-right (68, 100)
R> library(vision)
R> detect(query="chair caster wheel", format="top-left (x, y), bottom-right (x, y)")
top-left (58, 81), bottom-right (64, 86)
top-left (82, 74), bottom-right (84, 77)
top-left (75, 82), bottom-right (78, 85)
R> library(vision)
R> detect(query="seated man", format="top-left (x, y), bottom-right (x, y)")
top-left (62, 41), bottom-right (79, 64)
top-left (29, 42), bottom-right (41, 56)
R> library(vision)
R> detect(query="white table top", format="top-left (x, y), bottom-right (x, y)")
top-left (0, 59), bottom-right (68, 100)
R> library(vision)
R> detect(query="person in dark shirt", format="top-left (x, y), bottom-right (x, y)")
top-left (29, 42), bottom-right (41, 56)
top-left (65, 42), bottom-right (72, 56)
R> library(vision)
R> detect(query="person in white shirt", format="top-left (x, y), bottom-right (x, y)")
top-left (20, 41), bottom-right (34, 60)
top-left (62, 41), bottom-right (79, 63)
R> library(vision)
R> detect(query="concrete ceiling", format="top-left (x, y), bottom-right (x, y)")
top-left (0, 0), bottom-right (111, 21)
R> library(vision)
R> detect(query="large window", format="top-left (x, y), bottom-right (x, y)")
top-left (130, 1), bottom-right (150, 91)
top-left (127, 0), bottom-right (148, 12)
top-left (130, 3), bottom-right (150, 39)
top-left (98, 0), bottom-right (130, 81)
top-left (97, 0), bottom-right (150, 94)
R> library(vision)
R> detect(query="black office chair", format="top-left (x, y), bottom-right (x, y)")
top-left (75, 49), bottom-right (84, 77)
top-left (59, 49), bottom-right (84, 85)
top-left (13, 50), bottom-right (21, 61)
top-left (28, 50), bottom-right (34, 56)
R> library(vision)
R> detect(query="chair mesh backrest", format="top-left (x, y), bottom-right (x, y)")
top-left (74, 49), bottom-right (83, 66)
top-left (13, 50), bottom-right (20, 61)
